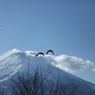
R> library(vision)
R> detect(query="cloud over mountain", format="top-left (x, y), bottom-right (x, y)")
top-left (0, 49), bottom-right (93, 73)
top-left (53, 55), bottom-right (93, 73)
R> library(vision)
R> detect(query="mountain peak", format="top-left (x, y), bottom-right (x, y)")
top-left (12, 49), bottom-right (21, 53)
top-left (0, 49), bottom-right (95, 95)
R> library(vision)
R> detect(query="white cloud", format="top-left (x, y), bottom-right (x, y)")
top-left (25, 51), bottom-right (37, 56)
top-left (12, 49), bottom-right (21, 53)
top-left (52, 55), bottom-right (93, 73)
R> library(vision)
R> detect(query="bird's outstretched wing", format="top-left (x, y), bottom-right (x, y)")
top-left (36, 52), bottom-right (45, 57)
top-left (46, 50), bottom-right (54, 55)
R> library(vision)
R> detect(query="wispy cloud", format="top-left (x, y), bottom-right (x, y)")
top-left (0, 49), bottom-right (21, 61)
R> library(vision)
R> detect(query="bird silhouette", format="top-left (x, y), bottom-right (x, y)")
top-left (36, 52), bottom-right (45, 57)
top-left (46, 50), bottom-right (54, 55)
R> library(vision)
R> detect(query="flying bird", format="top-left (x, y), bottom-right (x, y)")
top-left (46, 50), bottom-right (54, 55)
top-left (36, 52), bottom-right (45, 57)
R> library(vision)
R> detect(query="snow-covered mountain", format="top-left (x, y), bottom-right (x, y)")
top-left (0, 49), bottom-right (95, 95)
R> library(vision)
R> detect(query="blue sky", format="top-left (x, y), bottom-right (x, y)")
top-left (0, 0), bottom-right (95, 83)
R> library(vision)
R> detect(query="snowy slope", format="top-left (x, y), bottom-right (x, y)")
top-left (0, 49), bottom-right (95, 95)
